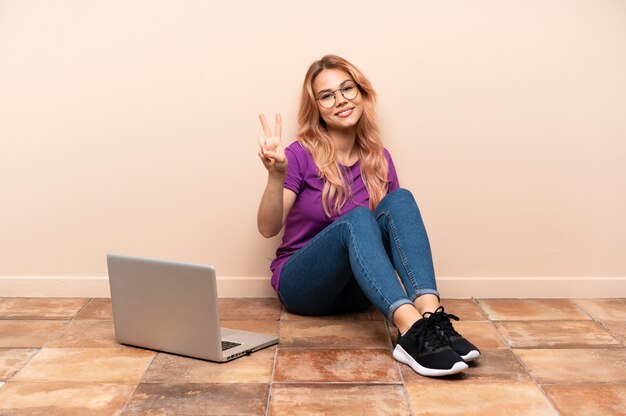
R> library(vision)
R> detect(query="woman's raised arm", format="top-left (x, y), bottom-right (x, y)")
top-left (257, 113), bottom-right (296, 237)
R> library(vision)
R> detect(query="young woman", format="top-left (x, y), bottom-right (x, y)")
top-left (257, 55), bottom-right (479, 377)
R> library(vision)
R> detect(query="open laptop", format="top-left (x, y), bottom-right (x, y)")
top-left (106, 253), bottom-right (279, 362)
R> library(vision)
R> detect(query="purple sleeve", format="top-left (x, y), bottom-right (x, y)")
top-left (385, 148), bottom-right (400, 192)
top-left (283, 142), bottom-right (305, 194)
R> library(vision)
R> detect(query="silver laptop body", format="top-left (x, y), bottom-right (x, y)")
top-left (106, 253), bottom-right (278, 362)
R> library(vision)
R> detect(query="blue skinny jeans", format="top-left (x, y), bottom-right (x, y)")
top-left (278, 188), bottom-right (439, 322)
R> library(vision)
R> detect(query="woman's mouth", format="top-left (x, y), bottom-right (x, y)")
top-left (335, 108), bottom-right (354, 118)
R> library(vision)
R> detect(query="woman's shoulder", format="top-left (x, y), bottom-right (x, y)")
top-left (285, 140), bottom-right (307, 153)
top-left (285, 140), bottom-right (313, 169)
top-left (285, 140), bottom-right (312, 160)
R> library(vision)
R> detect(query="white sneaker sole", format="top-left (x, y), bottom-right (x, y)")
top-left (462, 350), bottom-right (480, 362)
top-left (393, 345), bottom-right (468, 377)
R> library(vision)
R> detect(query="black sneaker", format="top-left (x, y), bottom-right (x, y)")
top-left (393, 315), bottom-right (468, 377)
top-left (428, 306), bottom-right (481, 362)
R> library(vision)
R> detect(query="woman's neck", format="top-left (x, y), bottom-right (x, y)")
top-left (328, 126), bottom-right (358, 165)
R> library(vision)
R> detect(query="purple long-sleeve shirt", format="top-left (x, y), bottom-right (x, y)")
top-left (269, 141), bottom-right (400, 292)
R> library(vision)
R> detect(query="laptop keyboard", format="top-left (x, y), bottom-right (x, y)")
top-left (221, 340), bottom-right (241, 351)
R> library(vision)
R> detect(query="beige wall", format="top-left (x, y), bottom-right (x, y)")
top-left (1, 1), bottom-right (625, 291)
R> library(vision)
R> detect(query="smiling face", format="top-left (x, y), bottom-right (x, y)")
top-left (312, 68), bottom-right (364, 133)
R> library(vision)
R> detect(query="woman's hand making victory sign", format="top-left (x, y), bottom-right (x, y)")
top-left (258, 113), bottom-right (288, 175)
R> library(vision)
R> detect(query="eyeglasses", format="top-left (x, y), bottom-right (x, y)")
top-left (315, 81), bottom-right (359, 109)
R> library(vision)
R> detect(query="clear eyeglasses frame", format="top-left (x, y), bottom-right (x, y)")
top-left (315, 81), bottom-right (360, 109)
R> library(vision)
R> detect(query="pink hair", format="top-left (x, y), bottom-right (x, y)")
top-left (296, 54), bottom-right (389, 217)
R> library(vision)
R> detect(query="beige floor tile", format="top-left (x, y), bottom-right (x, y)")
top-left (440, 299), bottom-right (487, 321)
top-left (575, 299), bottom-right (626, 321)
top-left (496, 320), bottom-right (621, 348)
top-left (273, 349), bottom-right (401, 383)
top-left (0, 349), bottom-right (38, 380)
top-left (74, 298), bottom-right (113, 320)
top-left (46, 320), bottom-right (119, 348)
top-left (478, 299), bottom-right (590, 321)
top-left (402, 349), bottom-right (532, 384)
top-left (281, 307), bottom-right (383, 321)
top-left (0, 298), bottom-right (90, 319)
top-left (0, 382), bottom-right (135, 416)
top-left (0, 320), bottom-right (67, 348)
top-left (406, 383), bottom-right (558, 415)
top-left (142, 347), bottom-right (275, 384)
top-left (12, 347), bottom-right (155, 383)
top-left (218, 298), bottom-right (281, 321)
top-left (602, 321), bottom-right (626, 344)
top-left (454, 321), bottom-right (508, 349)
top-left (542, 384), bottom-right (626, 416)
top-left (270, 384), bottom-right (411, 416)
top-left (279, 320), bottom-right (391, 349)
top-left (122, 383), bottom-right (269, 415)
top-left (220, 320), bottom-right (279, 336)
top-left (514, 348), bottom-right (626, 383)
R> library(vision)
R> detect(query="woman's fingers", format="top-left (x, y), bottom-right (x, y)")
top-left (258, 113), bottom-right (285, 173)
top-left (258, 149), bottom-right (269, 161)
top-left (263, 136), bottom-right (282, 152)
top-left (259, 114), bottom-right (272, 138)
top-left (259, 113), bottom-right (282, 139)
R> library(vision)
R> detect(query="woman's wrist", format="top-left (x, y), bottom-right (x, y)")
top-left (268, 170), bottom-right (287, 181)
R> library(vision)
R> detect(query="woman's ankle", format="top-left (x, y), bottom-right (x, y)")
top-left (392, 304), bottom-right (422, 334)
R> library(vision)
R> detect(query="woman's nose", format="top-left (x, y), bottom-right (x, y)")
top-left (334, 90), bottom-right (348, 106)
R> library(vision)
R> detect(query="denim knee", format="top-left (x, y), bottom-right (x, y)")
top-left (335, 206), bottom-right (379, 232)
top-left (342, 205), bottom-right (375, 222)
top-left (378, 188), bottom-right (416, 210)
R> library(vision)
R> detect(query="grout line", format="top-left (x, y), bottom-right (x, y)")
top-left (571, 299), bottom-right (626, 347)
top-left (40, 318), bottom-right (76, 350)
top-left (265, 304), bottom-right (283, 416)
top-left (27, 299), bottom-right (96, 367)
top-left (3, 348), bottom-right (41, 385)
top-left (470, 296), bottom-right (489, 320)
top-left (486, 320), bottom-right (513, 349)
top-left (386, 318), bottom-right (415, 416)
top-left (118, 351), bottom-right (158, 414)
top-left (118, 380), bottom-right (144, 414)
top-left (474, 298), bottom-right (492, 320)
top-left (535, 384), bottom-right (563, 415)
top-left (72, 297), bottom-right (93, 320)
top-left (598, 321), bottom-right (626, 348)
top-left (506, 335), bottom-right (562, 415)
top-left (570, 298), bottom-right (604, 325)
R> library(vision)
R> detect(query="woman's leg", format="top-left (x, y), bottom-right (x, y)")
top-left (278, 206), bottom-right (417, 323)
top-left (279, 200), bottom-right (471, 376)
top-left (375, 189), bottom-right (481, 363)
top-left (374, 188), bottom-right (441, 314)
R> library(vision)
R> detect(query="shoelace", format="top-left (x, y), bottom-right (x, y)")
top-left (428, 306), bottom-right (461, 341)
top-left (406, 312), bottom-right (449, 351)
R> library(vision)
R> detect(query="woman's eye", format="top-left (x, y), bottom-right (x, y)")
top-left (319, 93), bottom-right (333, 101)
top-left (343, 86), bottom-right (354, 92)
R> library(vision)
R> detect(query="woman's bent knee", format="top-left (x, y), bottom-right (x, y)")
top-left (339, 206), bottom-right (376, 226)
top-left (378, 188), bottom-right (418, 211)
top-left (385, 188), bottom-right (413, 202)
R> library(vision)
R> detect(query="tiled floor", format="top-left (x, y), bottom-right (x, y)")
top-left (0, 297), bottom-right (625, 415)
